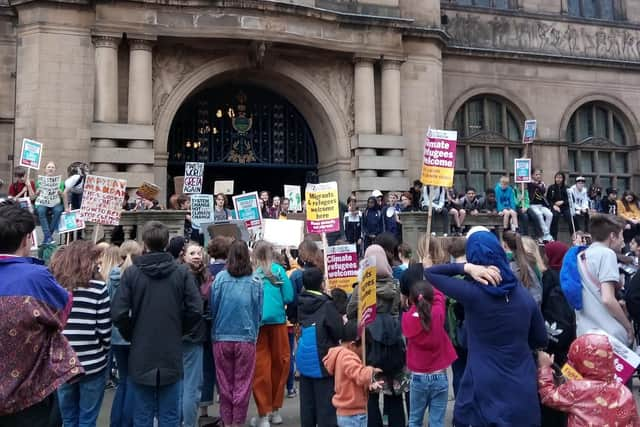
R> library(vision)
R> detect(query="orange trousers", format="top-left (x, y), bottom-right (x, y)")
top-left (252, 324), bottom-right (290, 416)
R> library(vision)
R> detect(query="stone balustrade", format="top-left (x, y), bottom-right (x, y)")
top-left (84, 210), bottom-right (186, 243)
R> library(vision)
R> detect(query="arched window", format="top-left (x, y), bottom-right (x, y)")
top-left (567, 0), bottom-right (622, 21)
top-left (452, 95), bottom-right (523, 192)
top-left (566, 102), bottom-right (632, 190)
top-left (447, 0), bottom-right (515, 9)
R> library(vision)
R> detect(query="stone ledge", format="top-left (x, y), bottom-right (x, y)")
top-left (351, 134), bottom-right (407, 150)
top-left (91, 122), bottom-right (154, 141)
top-left (89, 147), bottom-right (155, 164)
top-left (352, 155), bottom-right (407, 170)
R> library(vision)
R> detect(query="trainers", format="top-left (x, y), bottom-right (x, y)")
top-left (286, 388), bottom-right (297, 398)
top-left (270, 411), bottom-right (283, 425)
top-left (250, 416), bottom-right (270, 427)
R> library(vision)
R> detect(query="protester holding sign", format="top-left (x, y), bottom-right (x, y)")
top-left (214, 193), bottom-right (233, 222)
top-left (8, 166), bottom-right (35, 200)
top-left (34, 162), bottom-right (64, 244)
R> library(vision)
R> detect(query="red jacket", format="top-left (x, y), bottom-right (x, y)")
top-left (401, 288), bottom-right (457, 373)
top-left (538, 333), bottom-right (640, 426)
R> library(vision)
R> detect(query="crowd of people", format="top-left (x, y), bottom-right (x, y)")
top-left (3, 173), bottom-right (640, 427)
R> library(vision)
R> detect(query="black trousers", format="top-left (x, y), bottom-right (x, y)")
top-left (0, 393), bottom-right (61, 427)
top-left (623, 223), bottom-right (640, 243)
top-left (550, 208), bottom-right (574, 240)
top-left (367, 392), bottom-right (405, 427)
top-left (299, 375), bottom-right (337, 427)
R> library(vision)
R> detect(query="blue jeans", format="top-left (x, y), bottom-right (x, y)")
top-left (131, 380), bottom-right (181, 427)
top-left (110, 345), bottom-right (133, 427)
top-left (337, 414), bottom-right (367, 427)
top-left (181, 342), bottom-right (203, 427)
top-left (408, 372), bottom-right (449, 427)
top-left (57, 370), bottom-right (107, 427)
top-left (36, 204), bottom-right (63, 241)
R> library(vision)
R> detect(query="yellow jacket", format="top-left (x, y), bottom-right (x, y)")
top-left (617, 200), bottom-right (640, 221)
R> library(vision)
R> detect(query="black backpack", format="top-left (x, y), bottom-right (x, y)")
top-left (365, 313), bottom-right (406, 376)
top-left (541, 270), bottom-right (576, 363)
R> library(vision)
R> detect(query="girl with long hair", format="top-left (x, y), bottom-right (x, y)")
top-left (50, 240), bottom-right (111, 427)
top-left (211, 241), bottom-right (263, 427)
top-left (402, 280), bottom-right (456, 427)
top-left (617, 190), bottom-right (640, 242)
top-left (502, 231), bottom-right (543, 305)
top-left (107, 240), bottom-right (142, 427)
top-left (251, 241), bottom-right (294, 427)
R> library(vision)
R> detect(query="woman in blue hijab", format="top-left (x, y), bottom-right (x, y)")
top-left (424, 230), bottom-right (547, 427)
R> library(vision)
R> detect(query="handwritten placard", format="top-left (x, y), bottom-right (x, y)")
top-left (79, 175), bottom-right (127, 226)
top-left (183, 162), bottom-right (204, 194)
top-left (190, 194), bottom-right (214, 225)
top-left (136, 181), bottom-right (160, 200)
top-left (36, 175), bottom-right (61, 207)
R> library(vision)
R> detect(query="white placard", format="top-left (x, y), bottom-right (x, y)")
top-left (214, 180), bottom-right (234, 195)
top-left (262, 218), bottom-right (305, 248)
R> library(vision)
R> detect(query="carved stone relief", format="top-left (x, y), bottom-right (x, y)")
top-left (446, 13), bottom-right (640, 63)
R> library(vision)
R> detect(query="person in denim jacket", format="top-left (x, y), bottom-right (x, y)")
top-left (210, 240), bottom-right (263, 427)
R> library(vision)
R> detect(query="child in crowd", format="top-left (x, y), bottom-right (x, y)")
top-left (478, 188), bottom-right (497, 214)
top-left (495, 176), bottom-right (519, 232)
top-left (527, 169), bottom-right (553, 243)
top-left (8, 166), bottom-right (35, 199)
top-left (458, 187), bottom-right (480, 218)
top-left (600, 187), bottom-right (618, 215)
top-left (343, 196), bottom-right (363, 254)
top-left (402, 280), bottom-right (456, 427)
top-left (398, 243), bottom-right (412, 269)
top-left (322, 321), bottom-right (384, 427)
top-left (537, 334), bottom-right (639, 426)
top-left (568, 176), bottom-right (589, 232)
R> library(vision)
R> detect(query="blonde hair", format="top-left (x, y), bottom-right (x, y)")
top-left (521, 236), bottom-right (547, 273)
top-left (99, 245), bottom-right (121, 282)
top-left (253, 240), bottom-right (278, 284)
top-left (119, 240), bottom-right (142, 272)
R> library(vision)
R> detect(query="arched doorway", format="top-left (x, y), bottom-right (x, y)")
top-left (167, 84), bottom-right (318, 195)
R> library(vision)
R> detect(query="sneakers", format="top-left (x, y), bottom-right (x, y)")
top-left (286, 388), bottom-right (297, 398)
top-left (250, 416), bottom-right (270, 427)
top-left (270, 411), bottom-right (283, 425)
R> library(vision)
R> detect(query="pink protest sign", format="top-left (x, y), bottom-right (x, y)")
top-left (326, 244), bottom-right (359, 292)
top-left (421, 129), bottom-right (457, 187)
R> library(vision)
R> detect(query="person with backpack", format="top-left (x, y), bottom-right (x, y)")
top-left (560, 214), bottom-right (633, 346)
top-left (251, 241), bottom-right (294, 427)
top-left (402, 280), bottom-right (456, 427)
top-left (112, 221), bottom-right (202, 426)
top-left (296, 267), bottom-right (343, 427)
top-left (424, 230), bottom-right (548, 427)
top-left (346, 244), bottom-right (404, 427)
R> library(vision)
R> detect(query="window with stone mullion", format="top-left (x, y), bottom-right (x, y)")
top-left (451, 0), bottom-right (513, 9)
top-left (568, 0), bottom-right (619, 21)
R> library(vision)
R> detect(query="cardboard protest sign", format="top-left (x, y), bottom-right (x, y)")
top-left (58, 210), bottom-right (85, 234)
top-left (284, 185), bottom-right (302, 212)
top-left (305, 182), bottom-right (340, 234)
top-left (326, 244), bottom-right (359, 293)
top-left (358, 257), bottom-right (377, 335)
top-left (421, 129), bottom-right (457, 187)
top-left (232, 192), bottom-right (262, 230)
top-left (523, 120), bottom-right (537, 144)
top-left (20, 138), bottom-right (43, 170)
top-left (514, 158), bottom-right (532, 183)
top-left (183, 162), bottom-right (204, 194)
top-left (35, 175), bottom-right (61, 207)
top-left (136, 181), bottom-right (160, 200)
top-left (214, 180), bottom-right (234, 195)
top-left (262, 218), bottom-right (304, 248)
top-left (79, 175), bottom-right (127, 226)
top-left (190, 194), bottom-right (214, 225)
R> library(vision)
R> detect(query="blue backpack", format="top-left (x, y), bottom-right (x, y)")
top-left (296, 323), bottom-right (323, 378)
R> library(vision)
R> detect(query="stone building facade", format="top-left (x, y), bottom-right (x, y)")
top-left (0, 0), bottom-right (639, 202)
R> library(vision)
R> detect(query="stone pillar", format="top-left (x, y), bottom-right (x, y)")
top-left (381, 60), bottom-right (402, 136)
top-left (354, 57), bottom-right (376, 135)
top-left (92, 35), bottom-right (120, 172)
top-left (127, 39), bottom-right (153, 173)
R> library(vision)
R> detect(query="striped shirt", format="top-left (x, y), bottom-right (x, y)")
top-left (63, 280), bottom-right (111, 375)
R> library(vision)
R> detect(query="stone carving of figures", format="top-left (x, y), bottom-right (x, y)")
top-left (516, 21), bottom-right (533, 49)
top-left (595, 30), bottom-right (608, 57)
top-left (549, 27), bottom-right (562, 50)
top-left (607, 30), bottom-right (621, 58)
top-left (564, 25), bottom-right (578, 54)
top-left (622, 31), bottom-right (635, 59)
top-left (537, 22), bottom-right (551, 50)
top-left (581, 28), bottom-right (596, 56)
top-left (490, 16), bottom-right (508, 47)
top-left (446, 13), bottom-right (464, 43)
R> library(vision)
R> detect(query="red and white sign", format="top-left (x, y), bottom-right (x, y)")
top-left (326, 244), bottom-right (359, 293)
top-left (421, 129), bottom-right (457, 188)
top-left (80, 175), bottom-right (127, 226)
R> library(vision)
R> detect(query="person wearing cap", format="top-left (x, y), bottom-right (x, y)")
top-left (568, 176), bottom-right (590, 232)
top-left (371, 189), bottom-right (384, 208)
top-left (601, 187), bottom-right (618, 216)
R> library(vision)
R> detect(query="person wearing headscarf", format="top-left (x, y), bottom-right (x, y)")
top-left (424, 231), bottom-right (548, 427)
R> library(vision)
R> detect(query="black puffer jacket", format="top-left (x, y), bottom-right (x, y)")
top-left (112, 252), bottom-right (202, 386)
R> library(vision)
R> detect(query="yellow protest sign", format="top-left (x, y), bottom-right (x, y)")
top-left (358, 257), bottom-right (377, 334)
top-left (305, 182), bottom-right (340, 234)
top-left (421, 129), bottom-right (457, 188)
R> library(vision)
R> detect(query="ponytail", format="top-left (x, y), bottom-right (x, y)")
top-left (409, 280), bottom-right (435, 332)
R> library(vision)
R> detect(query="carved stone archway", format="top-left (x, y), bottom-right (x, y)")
top-left (154, 54), bottom-right (353, 200)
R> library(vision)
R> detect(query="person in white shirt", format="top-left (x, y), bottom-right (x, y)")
top-left (421, 186), bottom-right (450, 234)
top-left (568, 176), bottom-right (590, 232)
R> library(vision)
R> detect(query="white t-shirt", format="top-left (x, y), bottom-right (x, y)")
top-left (576, 242), bottom-right (627, 344)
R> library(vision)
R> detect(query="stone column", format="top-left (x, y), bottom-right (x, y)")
top-left (381, 60), bottom-right (402, 136)
top-left (354, 57), bottom-right (376, 135)
top-left (127, 39), bottom-right (153, 172)
top-left (92, 35), bottom-right (120, 172)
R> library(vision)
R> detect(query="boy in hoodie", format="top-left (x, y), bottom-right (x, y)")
top-left (323, 321), bottom-right (384, 427)
top-left (296, 267), bottom-right (344, 427)
top-left (537, 333), bottom-right (639, 426)
top-left (112, 221), bottom-right (202, 426)
top-left (495, 176), bottom-right (519, 232)
top-left (527, 169), bottom-right (554, 242)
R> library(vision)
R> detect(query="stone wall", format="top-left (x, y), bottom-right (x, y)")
top-left (0, 10), bottom-right (15, 187)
